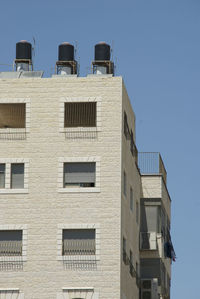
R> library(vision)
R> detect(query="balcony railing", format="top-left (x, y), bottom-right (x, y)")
top-left (138, 152), bottom-right (167, 184)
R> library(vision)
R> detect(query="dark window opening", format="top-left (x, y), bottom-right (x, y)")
top-left (64, 102), bottom-right (96, 127)
top-left (0, 104), bottom-right (26, 128)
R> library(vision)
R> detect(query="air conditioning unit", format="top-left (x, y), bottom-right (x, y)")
top-left (141, 278), bottom-right (159, 299)
top-left (140, 232), bottom-right (157, 250)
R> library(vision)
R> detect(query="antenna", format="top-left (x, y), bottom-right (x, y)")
top-left (74, 40), bottom-right (78, 59)
top-left (74, 41), bottom-right (80, 76)
top-left (32, 36), bottom-right (36, 68)
top-left (114, 56), bottom-right (118, 76)
top-left (111, 40), bottom-right (114, 62)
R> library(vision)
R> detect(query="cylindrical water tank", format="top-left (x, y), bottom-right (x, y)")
top-left (95, 42), bottom-right (110, 61)
top-left (58, 42), bottom-right (74, 61)
top-left (16, 40), bottom-right (32, 60)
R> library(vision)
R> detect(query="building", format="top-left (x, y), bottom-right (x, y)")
top-left (0, 41), bottom-right (174, 299)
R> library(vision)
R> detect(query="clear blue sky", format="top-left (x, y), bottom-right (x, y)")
top-left (1, 0), bottom-right (200, 298)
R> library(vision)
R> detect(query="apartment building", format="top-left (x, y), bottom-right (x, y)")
top-left (0, 41), bottom-right (174, 299)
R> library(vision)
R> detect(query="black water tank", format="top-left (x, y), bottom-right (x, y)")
top-left (16, 40), bottom-right (32, 60)
top-left (95, 42), bottom-right (110, 61)
top-left (58, 42), bottom-right (74, 61)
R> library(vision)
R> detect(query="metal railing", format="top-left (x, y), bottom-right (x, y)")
top-left (62, 239), bottom-right (95, 256)
top-left (0, 241), bottom-right (22, 256)
top-left (138, 152), bottom-right (167, 184)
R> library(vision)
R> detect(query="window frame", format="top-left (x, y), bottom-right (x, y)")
top-left (58, 157), bottom-right (100, 193)
top-left (57, 224), bottom-right (100, 262)
top-left (0, 158), bottom-right (29, 194)
top-left (63, 162), bottom-right (96, 188)
top-left (62, 228), bottom-right (96, 256)
top-left (0, 98), bottom-right (30, 134)
top-left (59, 97), bottom-right (101, 133)
top-left (0, 225), bottom-right (27, 262)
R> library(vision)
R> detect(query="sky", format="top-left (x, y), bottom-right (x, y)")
top-left (0, 0), bottom-right (200, 298)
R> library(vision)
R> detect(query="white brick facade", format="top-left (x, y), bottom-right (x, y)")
top-left (0, 75), bottom-right (172, 299)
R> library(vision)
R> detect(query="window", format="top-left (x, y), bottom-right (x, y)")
top-left (0, 104), bottom-right (25, 128)
top-left (0, 230), bottom-right (22, 256)
top-left (64, 102), bottom-right (96, 127)
top-left (136, 201), bottom-right (139, 224)
top-left (58, 157), bottom-right (100, 193)
top-left (123, 237), bottom-right (127, 264)
top-left (0, 159), bottom-right (29, 193)
top-left (62, 229), bottom-right (95, 256)
top-left (63, 162), bottom-right (95, 188)
top-left (129, 250), bottom-right (134, 276)
top-left (136, 261), bottom-right (140, 286)
top-left (0, 290), bottom-right (24, 299)
top-left (124, 111), bottom-right (129, 138)
top-left (11, 163), bottom-right (24, 189)
top-left (123, 171), bottom-right (127, 197)
top-left (0, 164), bottom-right (5, 188)
top-left (130, 187), bottom-right (133, 211)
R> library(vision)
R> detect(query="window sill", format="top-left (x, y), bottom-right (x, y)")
top-left (58, 187), bottom-right (100, 193)
top-left (0, 256), bottom-right (26, 262)
top-left (0, 189), bottom-right (28, 194)
top-left (62, 127), bottom-right (99, 132)
top-left (0, 128), bottom-right (26, 133)
top-left (58, 255), bottom-right (99, 261)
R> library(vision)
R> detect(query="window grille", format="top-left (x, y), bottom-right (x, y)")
top-left (62, 229), bottom-right (95, 256)
top-left (64, 102), bottom-right (96, 127)
top-left (0, 104), bottom-right (25, 128)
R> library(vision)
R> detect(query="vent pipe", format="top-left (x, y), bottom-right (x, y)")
top-left (92, 42), bottom-right (114, 75)
top-left (56, 42), bottom-right (77, 75)
top-left (15, 40), bottom-right (32, 71)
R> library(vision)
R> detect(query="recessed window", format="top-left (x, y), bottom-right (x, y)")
top-left (0, 230), bottom-right (22, 256)
top-left (0, 164), bottom-right (5, 188)
top-left (130, 187), bottom-right (133, 211)
top-left (124, 111), bottom-right (129, 138)
top-left (0, 104), bottom-right (25, 128)
top-left (123, 171), bottom-right (127, 197)
top-left (63, 162), bottom-right (95, 188)
top-left (123, 237), bottom-right (127, 264)
top-left (11, 163), bottom-right (24, 189)
top-left (64, 102), bottom-right (96, 127)
top-left (129, 250), bottom-right (134, 276)
top-left (62, 229), bottom-right (95, 256)
top-left (136, 201), bottom-right (139, 224)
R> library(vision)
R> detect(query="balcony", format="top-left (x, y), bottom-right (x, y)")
top-left (138, 152), bottom-right (167, 184)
